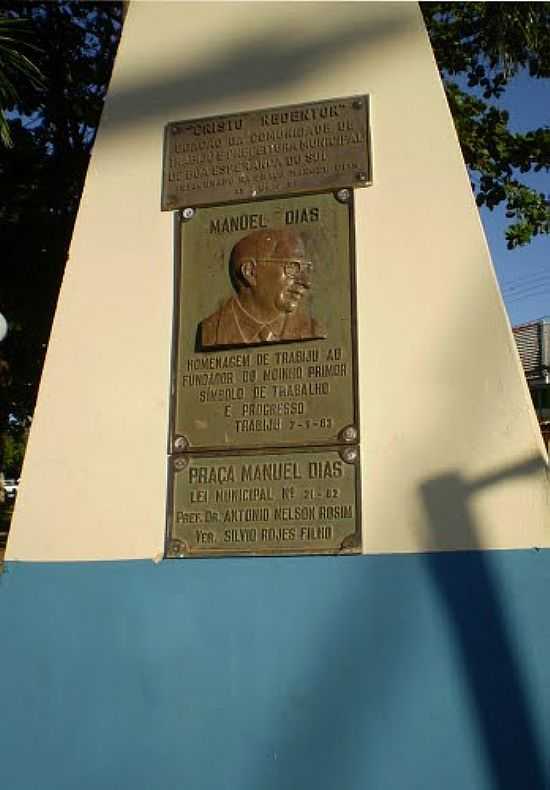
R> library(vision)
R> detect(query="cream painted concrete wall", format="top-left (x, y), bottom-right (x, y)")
top-left (7, 2), bottom-right (548, 561)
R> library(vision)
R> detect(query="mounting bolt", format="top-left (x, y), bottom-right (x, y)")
top-left (356, 172), bottom-right (368, 183)
top-left (180, 207), bottom-right (195, 221)
top-left (336, 188), bottom-right (351, 203)
top-left (340, 446), bottom-right (358, 464)
top-left (174, 435), bottom-right (189, 451)
top-left (174, 457), bottom-right (188, 472)
top-left (352, 99), bottom-right (363, 110)
top-left (167, 538), bottom-right (185, 557)
top-left (340, 425), bottom-right (358, 443)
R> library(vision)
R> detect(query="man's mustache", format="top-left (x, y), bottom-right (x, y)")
top-left (287, 279), bottom-right (310, 293)
top-left (289, 283), bottom-right (308, 294)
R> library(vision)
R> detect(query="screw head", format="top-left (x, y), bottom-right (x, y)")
top-left (174, 435), bottom-right (188, 450)
top-left (168, 538), bottom-right (185, 557)
top-left (174, 457), bottom-right (188, 472)
top-left (341, 446), bottom-right (358, 464)
top-left (340, 425), bottom-right (358, 443)
top-left (336, 188), bottom-right (351, 203)
top-left (356, 172), bottom-right (368, 183)
top-left (181, 207), bottom-right (195, 221)
top-left (352, 99), bottom-right (363, 110)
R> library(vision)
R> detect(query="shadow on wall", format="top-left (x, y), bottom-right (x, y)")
top-left (241, 455), bottom-right (549, 790)
top-left (103, 9), bottom-right (412, 132)
top-left (419, 455), bottom-right (548, 790)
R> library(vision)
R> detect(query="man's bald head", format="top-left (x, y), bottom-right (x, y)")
top-left (229, 228), bottom-right (307, 291)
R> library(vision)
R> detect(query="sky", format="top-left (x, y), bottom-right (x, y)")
top-left (478, 69), bottom-right (549, 327)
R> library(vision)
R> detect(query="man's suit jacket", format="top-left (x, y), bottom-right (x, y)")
top-left (198, 297), bottom-right (326, 349)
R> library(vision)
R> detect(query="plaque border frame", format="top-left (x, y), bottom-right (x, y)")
top-left (167, 189), bottom-right (361, 455)
top-left (164, 444), bottom-right (362, 559)
top-left (161, 94), bottom-right (372, 211)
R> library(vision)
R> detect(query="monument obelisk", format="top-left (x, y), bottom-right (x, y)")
top-left (2, 5), bottom-right (548, 790)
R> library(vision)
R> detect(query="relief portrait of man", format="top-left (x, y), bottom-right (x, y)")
top-left (198, 228), bottom-right (327, 349)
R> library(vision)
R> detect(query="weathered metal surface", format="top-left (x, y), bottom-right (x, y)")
top-left (162, 96), bottom-right (371, 210)
top-left (166, 447), bottom-right (361, 558)
top-left (170, 191), bottom-right (358, 451)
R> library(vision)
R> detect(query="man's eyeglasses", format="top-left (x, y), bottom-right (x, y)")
top-left (256, 258), bottom-right (314, 278)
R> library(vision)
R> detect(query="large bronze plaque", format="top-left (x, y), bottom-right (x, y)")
top-left (162, 96), bottom-right (371, 210)
top-left (166, 447), bottom-right (361, 558)
top-left (171, 191), bottom-right (358, 452)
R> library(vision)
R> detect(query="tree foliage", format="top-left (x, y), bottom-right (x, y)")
top-left (421, 2), bottom-right (550, 249)
top-left (0, 2), bottom-right (123, 476)
top-left (1, 418), bottom-right (27, 478)
top-left (0, 16), bottom-right (43, 146)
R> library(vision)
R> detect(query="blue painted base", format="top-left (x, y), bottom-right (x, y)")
top-left (1, 551), bottom-right (549, 789)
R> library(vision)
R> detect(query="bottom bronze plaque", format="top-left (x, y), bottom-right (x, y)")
top-left (167, 447), bottom-right (361, 558)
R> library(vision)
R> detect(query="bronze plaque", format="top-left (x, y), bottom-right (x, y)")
top-left (166, 447), bottom-right (361, 558)
top-left (171, 191), bottom-right (358, 452)
top-left (162, 95), bottom-right (371, 210)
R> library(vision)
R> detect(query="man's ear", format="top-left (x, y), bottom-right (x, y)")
top-left (240, 259), bottom-right (256, 287)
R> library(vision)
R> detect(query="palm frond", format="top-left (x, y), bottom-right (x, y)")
top-left (0, 14), bottom-right (44, 147)
top-left (0, 110), bottom-right (13, 147)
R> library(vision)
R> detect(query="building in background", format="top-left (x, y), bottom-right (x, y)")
top-left (513, 317), bottom-right (550, 449)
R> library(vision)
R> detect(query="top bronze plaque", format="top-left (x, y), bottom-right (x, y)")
top-left (162, 95), bottom-right (371, 210)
